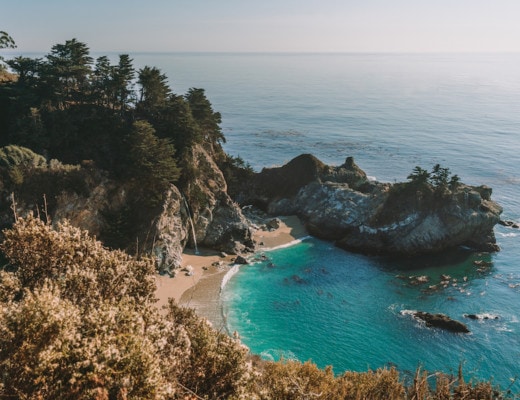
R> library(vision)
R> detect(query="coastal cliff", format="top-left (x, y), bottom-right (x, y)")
top-left (237, 154), bottom-right (502, 255)
top-left (0, 143), bottom-right (253, 274)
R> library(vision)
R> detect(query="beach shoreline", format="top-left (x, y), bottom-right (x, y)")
top-left (154, 215), bottom-right (308, 328)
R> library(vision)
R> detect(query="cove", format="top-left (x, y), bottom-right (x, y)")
top-left (222, 237), bottom-right (519, 390)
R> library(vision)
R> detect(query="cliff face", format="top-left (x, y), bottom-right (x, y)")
top-left (181, 144), bottom-right (254, 256)
top-left (3, 143), bottom-right (253, 273)
top-left (239, 155), bottom-right (502, 255)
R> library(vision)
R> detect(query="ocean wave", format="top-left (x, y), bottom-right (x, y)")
top-left (221, 264), bottom-right (240, 290)
top-left (464, 313), bottom-right (500, 321)
top-left (260, 348), bottom-right (299, 362)
top-left (496, 231), bottom-right (518, 238)
top-left (262, 235), bottom-right (313, 252)
top-left (399, 309), bottom-right (417, 316)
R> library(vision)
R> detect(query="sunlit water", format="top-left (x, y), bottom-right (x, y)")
top-left (129, 52), bottom-right (520, 390)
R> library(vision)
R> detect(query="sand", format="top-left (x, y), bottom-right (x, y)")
top-left (154, 215), bottom-right (308, 329)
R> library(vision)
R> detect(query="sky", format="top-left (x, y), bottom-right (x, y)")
top-left (2, 0), bottom-right (520, 53)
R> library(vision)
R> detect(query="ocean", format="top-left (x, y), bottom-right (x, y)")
top-left (90, 52), bottom-right (520, 389)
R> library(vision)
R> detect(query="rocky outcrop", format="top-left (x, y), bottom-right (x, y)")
top-left (412, 312), bottom-right (470, 333)
top-left (4, 143), bottom-right (254, 273)
top-left (150, 185), bottom-right (190, 275)
top-left (182, 144), bottom-right (254, 256)
top-left (239, 155), bottom-right (502, 256)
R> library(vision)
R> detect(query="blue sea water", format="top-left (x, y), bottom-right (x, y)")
top-left (132, 53), bottom-right (520, 389)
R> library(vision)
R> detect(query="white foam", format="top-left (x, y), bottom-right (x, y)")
top-left (262, 235), bottom-right (312, 252)
top-left (497, 232), bottom-right (518, 238)
top-left (221, 264), bottom-right (240, 290)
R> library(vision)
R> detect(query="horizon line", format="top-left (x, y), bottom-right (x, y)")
top-left (4, 49), bottom-right (520, 57)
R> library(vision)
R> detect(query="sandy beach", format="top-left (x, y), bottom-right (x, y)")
top-left (154, 215), bottom-right (308, 329)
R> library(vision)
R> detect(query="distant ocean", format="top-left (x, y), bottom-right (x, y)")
top-left (19, 51), bottom-right (520, 389)
top-left (132, 52), bottom-right (520, 390)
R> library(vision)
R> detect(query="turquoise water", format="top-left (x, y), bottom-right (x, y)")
top-left (130, 53), bottom-right (520, 389)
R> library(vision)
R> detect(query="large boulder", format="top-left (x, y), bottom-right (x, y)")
top-left (239, 155), bottom-right (502, 256)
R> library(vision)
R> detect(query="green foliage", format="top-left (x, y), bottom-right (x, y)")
top-left (0, 144), bottom-right (46, 170)
top-left (0, 38), bottom-right (230, 195)
top-left (126, 120), bottom-right (181, 205)
top-left (44, 38), bottom-right (93, 107)
top-left (0, 145), bottom-right (47, 189)
top-left (0, 31), bottom-right (16, 49)
top-left (407, 164), bottom-right (460, 190)
top-left (0, 31), bottom-right (16, 71)
top-left (186, 87), bottom-right (226, 146)
top-left (99, 205), bottom-right (138, 250)
top-left (407, 165), bottom-right (431, 186)
top-left (219, 153), bottom-right (255, 199)
top-left (137, 65), bottom-right (171, 114)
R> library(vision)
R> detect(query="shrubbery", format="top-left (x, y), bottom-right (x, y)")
top-left (0, 216), bottom-right (507, 399)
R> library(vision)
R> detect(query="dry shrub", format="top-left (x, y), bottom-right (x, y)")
top-left (0, 216), bottom-right (189, 399)
top-left (165, 300), bottom-right (251, 400)
top-left (252, 359), bottom-right (343, 399)
top-left (340, 367), bottom-right (405, 399)
top-left (1, 215), bottom-right (157, 307)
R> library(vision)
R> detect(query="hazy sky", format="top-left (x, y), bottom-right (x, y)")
top-left (3, 0), bottom-right (520, 53)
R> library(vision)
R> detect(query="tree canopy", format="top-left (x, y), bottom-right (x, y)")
top-left (0, 38), bottom-right (225, 166)
top-left (0, 31), bottom-right (16, 49)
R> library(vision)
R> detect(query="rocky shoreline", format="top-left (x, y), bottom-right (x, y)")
top-left (237, 154), bottom-right (503, 257)
top-left (5, 149), bottom-right (503, 278)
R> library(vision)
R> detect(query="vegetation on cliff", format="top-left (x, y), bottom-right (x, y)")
top-left (0, 38), bottom-right (226, 249)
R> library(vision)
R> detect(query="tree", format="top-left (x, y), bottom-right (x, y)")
top-left (407, 166), bottom-right (430, 186)
top-left (126, 120), bottom-right (181, 204)
top-left (430, 163), bottom-right (451, 187)
top-left (0, 31), bottom-right (16, 71)
top-left (159, 94), bottom-right (202, 154)
top-left (112, 54), bottom-right (135, 113)
top-left (185, 87), bottom-right (225, 145)
top-left (0, 31), bottom-right (16, 49)
top-left (43, 38), bottom-right (93, 107)
top-left (137, 65), bottom-right (171, 115)
top-left (6, 56), bottom-right (41, 86)
top-left (91, 55), bottom-right (113, 106)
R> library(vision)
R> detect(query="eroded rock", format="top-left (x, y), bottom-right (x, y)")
top-left (239, 155), bottom-right (502, 256)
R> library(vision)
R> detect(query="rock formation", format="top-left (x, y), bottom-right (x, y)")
top-left (412, 311), bottom-right (470, 333)
top-left (238, 154), bottom-right (502, 256)
top-left (180, 144), bottom-right (254, 256)
top-left (1, 143), bottom-right (254, 274)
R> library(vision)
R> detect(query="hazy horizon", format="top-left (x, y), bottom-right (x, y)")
top-left (3, 1), bottom-right (520, 54)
